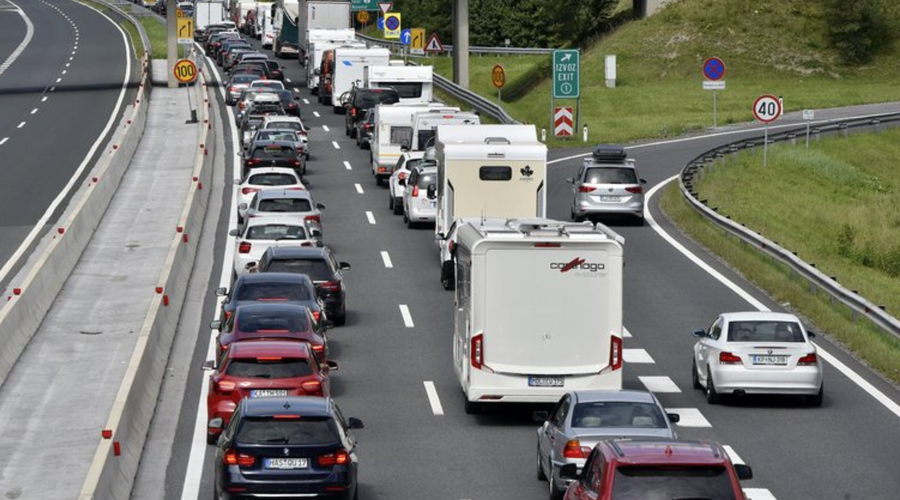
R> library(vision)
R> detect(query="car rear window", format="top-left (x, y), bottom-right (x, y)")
top-left (265, 259), bottom-right (331, 280)
top-left (265, 61), bottom-right (280, 71)
top-left (258, 198), bottom-right (312, 213)
top-left (246, 224), bottom-right (307, 241)
top-left (250, 104), bottom-right (284, 115)
top-left (235, 283), bottom-right (311, 301)
top-left (249, 172), bottom-right (297, 186)
top-left (253, 81), bottom-right (283, 89)
top-left (571, 402), bottom-right (667, 429)
top-left (390, 126), bottom-right (412, 146)
top-left (275, 90), bottom-right (294, 105)
top-left (584, 167), bottom-right (637, 185)
top-left (226, 358), bottom-right (313, 378)
top-left (416, 129), bottom-right (435, 149)
top-left (237, 309), bottom-right (310, 332)
top-left (251, 145), bottom-right (295, 159)
top-left (727, 321), bottom-right (805, 342)
top-left (387, 82), bottom-right (423, 98)
top-left (611, 466), bottom-right (737, 500)
top-left (237, 417), bottom-right (338, 445)
top-left (254, 131), bottom-right (296, 143)
top-left (232, 74), bottom-right (257, 84)
top-left (357, 91), bottom-right (400, 109)
top-left (266, 121), bottom-right (302, 132)
top-left (416, 172), bottom-right (436, 189)
top-left (479, 166), bottom-right (512, 181)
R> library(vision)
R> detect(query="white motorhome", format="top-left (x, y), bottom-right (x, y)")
top-left (298, 1), bottom-right (352, 57)
top-left (194, 1), bottom-right (227, 31)
top-left (371, 104), bottom-right (458, 183)
top-left (254, 4), bottom-right (274, 46)
top-left (234, 0), bottom-right (258, 32)
top-left (408, 110), bottom-right (479, 152)
top-left (364, 65), bottom-right (434, 105)
top-left (330, 47), bottom-right (391, 112)
top-left (434, 125), bottom-right (547, 288)
top-left (305, 29), bottom-right (357, 91)
top-left (453, 218), bottom-right (625, 413)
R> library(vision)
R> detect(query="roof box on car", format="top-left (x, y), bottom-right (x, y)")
top-left (592, 144), bottom-right (627, 162)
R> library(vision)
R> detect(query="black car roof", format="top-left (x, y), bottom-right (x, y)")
top-left (265, 247), bottom-right (329, 260)
top-left (252, 140), bottom-right (296, 148)
top-left (235, 272), bottom-right (312, 286)
top-left (243, 396), bottom-right (332, 418)
top-left (235, 302), bottom-right (312, 316)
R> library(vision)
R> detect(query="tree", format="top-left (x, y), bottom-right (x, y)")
top-left (824, 0), bottom-right (893, 64)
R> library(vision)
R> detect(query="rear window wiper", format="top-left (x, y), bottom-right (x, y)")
top-left (261, 436), bottom-right (289, 443)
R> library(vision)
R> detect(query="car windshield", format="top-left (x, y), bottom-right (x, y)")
top-left (611, 466), bottom-right (737, 500)
top-left (258, 198), bottom-right (312, 213)
top-left (266, 259), bottom-right (332, 280)
top-left (251, 145), bottom-right (295, 159)
top-left (416, 172), bottom-right (437, 189)
top-left (357, 91), bottom-right (400, 108)
top-left (225, 358), bottom-right (313, 378)
top-left (235, 282), bottom-right (311, 301)
top-left (571, 402), bottom-right (667, 429)
top-left (232, 74), bottom-right (257, 84)
top-left (585, 167), bottom-right (637, 185)
top-left (249, 172), bottom-right (297, 186)
top-left (727, 321), bottom-right (805, 342)
top-left (237, 417), bottom-right (337, 445)
top-left (246, 224), bottom-right (307, 241)
top-left (237, 309), bottom-right (310, 333)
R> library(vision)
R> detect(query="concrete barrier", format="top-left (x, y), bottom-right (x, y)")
top-left (0, 55), bottom-right (152, 387)
top-left (77, 69), bottom-right (215, 500)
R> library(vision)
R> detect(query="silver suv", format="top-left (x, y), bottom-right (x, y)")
top-left (567, 145), bottom-right (646, 225)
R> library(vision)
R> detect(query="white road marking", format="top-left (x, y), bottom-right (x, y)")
top-left (645, 179), bottom-right (900, 420)
top-left (665, 408), bottom-right (712, 427)
top-left (354, 183), bottom-right (363, 194)
top-left (366, 211), bottom-right (376, 224)
top-left (49, 86), bottom-right (55, 92)
top-left (623, 326), bottom-right (632, 338)
top-left (41, 96), bottom-right (47, 102)
top-left (303, 98), bottom-right (310, 104)
top-left (343, 160), bottom-right (352, 170)
top-left (332, 141), bottom-right (340, 149)
top-left (380, 251), bottom-right (393, 268)
top-left (30, 108), bottom-right (37, 115)
top-left (744, 489), bottom-right (778, 500)
top-left (423, 381), bottom-right (444, 415)
top-left (0, 0), bottom-right (34, 78)
top-left (638, 376), bottom-right (681, 393)
top-left (55, 78), bottom-right (61, 83)
top-left (285, 77), bottom-right (292, 83)
top-left (61, 70), bottom-right (66, 75)
top-left (623, 348), bottom-right (654, 364)
top-left (723, 445), bottom-right (745, 464)
top-left (322, 124), bottom-right (330, 131)
top-left (293, 87), bottom-right (300, 93)
top-left (313, 111), bottom-right (321, 118)
top-left (65, 63), bottom-right (69, 67)
top-left (399, 305), bottom-right (414, 327)
top-left (0, 138), bottom-right (8, 145)
top-left (16, 121), bottom-right (25, 128)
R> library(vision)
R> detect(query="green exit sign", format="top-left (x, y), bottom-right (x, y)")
top-left (351, 0), bottom-right (376, 11)
top-left (552, 49), bottom-right (580, 99)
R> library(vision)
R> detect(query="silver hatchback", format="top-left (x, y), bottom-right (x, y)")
top-left (402, 165), bottom-right (438, 228)
top-left (568, 145), bottom-right (646, 225)
top-left (239, 188), bottom-right (324, 246)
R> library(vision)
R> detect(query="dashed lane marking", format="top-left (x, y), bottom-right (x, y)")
top-left (623, 348), bottom-right (654, 364)
top-left (303, 98), bottom-right (310, 104)
top-left (365, 211), bottom-right (376, 224)
top-left (744, 489), bottom-right (778, 500)
top-left (381, 251), bottom-right (393, 268)
top-left (332, 141), bottom-right (340, 149)
top-left (293, 87), bottom-right (299, 93)
top-left (30, 108), bottom-right (37, 114)
top-left (322, 125), bottom-right (329, 132)
top-left (665, 408), bottom-right (712, 427)
top-left (424, 381), bottom-right (444, 415)
top-left (0, 138), bottom-right (8, 145)
top-left (313, 111), bottom-right (321, 118)
top-left (638, 376), bottom-right (681, 393)
top-left (343, 161), bottom-right (352, 170)
top-left (399, 305), bottom-right (414, 327)
top-left (354, 183), bottom-right (363, 194)
top-left (16, 121), bottom-right (25, 128)
top-left (41, 96), bottom-right (47, 102)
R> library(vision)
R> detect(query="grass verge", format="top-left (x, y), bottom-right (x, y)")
top-left (659, 131), bottom-right (900, 385)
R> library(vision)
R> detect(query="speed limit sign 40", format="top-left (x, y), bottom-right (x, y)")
top-left (753, 94), bottom-right (782, 123)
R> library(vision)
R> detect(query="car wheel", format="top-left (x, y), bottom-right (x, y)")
top-left (571, 208), bottom-right (585, 223)
top-left (633, 214), bottom-right (646, 226)
top-left (808, 384), bottom-right (824, 407)
top-left (536, 446), bottom-right (547, 481)
top-left (402, 211), bottom-right (409, 224)
top-left (706, 368), bottom-right (722, 404)
top-left (350, 127), bottom-right (357, 139)
top-left (388, 195), bottom-right (394, 210)
top-left (692, 358), bottom-right (702, 390)
top-left (464, 397), bottom-right (481, 415)
top-left (334, 312), bottom-right (346, 326)
top-left (376, 176), bottom-right (384, 187)
top-left (406, 216), bottom-right (416, 229)
top-left (441, 261), bottom-right (455, 291)
top-left (392, 198), bottom-right (403, 215)
top-left (206, 432), bottom-right (218, 445)
top-left (548, 463), bottom-right (564, 500)
top-left (333, 106), bottom-right (342, 114)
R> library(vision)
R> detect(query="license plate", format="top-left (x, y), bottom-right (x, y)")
top-left (250, 389), bottom-right (288, 398)
top-left (599, 195), bottom-right (622, 202)
top-left (752, 355), bottom-right (787, 366)
top-left (429, 200), bottom-right (437, 208)
top-left (529, 376), bottom-right (564, 387)
top-left (264, 458), bottom-right (308, 469)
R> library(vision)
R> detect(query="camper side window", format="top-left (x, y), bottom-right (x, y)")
top-left (456, 259), bottom-right (470, 305)
top-left (390, 126), bottom-right (413, 146)
top-left (479, 166), bottom-right (512, 181)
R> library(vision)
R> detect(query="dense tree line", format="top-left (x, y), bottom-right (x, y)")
top-left (823, 0), bottom-right (897, 64)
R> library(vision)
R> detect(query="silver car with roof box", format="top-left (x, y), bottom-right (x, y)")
top-left (239, 188), bottom-right (325, 246)
top-left (568, 145), bottom-right (647, 225)
top-left (402, 164), bottom-right (438, 228)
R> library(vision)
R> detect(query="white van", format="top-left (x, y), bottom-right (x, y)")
top-left (453, 218), bottom-right (625, 413)
top-left (305, 29), bottom-right (358, 91)
top-left (434, 125), bottom-right (547, 288)
top-left (371, 104), bottom-right (458, 184)
top-left (330, 47), bottom-right (391, 112)
top-left (364, 65), bottom-right (434, 105)
top-left (407, 110), bottom-right (479, 152)
top-left (257, 6), bottom-right (274, 47)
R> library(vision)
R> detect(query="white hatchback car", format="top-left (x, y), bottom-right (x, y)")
top-left (691, 311), bottom-right (824, 406)
top-left (236, 167), bottom-right (305, 221)
top-left (250, 80), bottom-right (285, 90)
top-left (388, 152), bottom-right (425, 215)
top-left (402, 165), bottom-right (438, 228)
top-left (230, 215), bottom-right (316, 275)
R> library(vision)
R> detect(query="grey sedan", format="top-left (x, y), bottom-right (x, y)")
top-left (239, 189), bottom-right (324, 246)
top-left (535, 389), bottom-right (679, 500)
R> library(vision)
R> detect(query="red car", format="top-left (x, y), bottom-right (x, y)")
top-left (213, 303), bottom-right (329, 362)
top-left (559, 440), bottom-right (752, 500)
top-left (204, 340), bottom-right (338, 444)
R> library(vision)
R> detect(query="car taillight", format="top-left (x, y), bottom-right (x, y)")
top-left (364, 123), bottom-right (372, 129)
top-left (312, 310), bottom-right (321, 321)
top-left (241, 187), bottom-right (258, 195)
top-left (562, 440), bottom-right (591, 459)
top-left (320, 281), bottom-right (341, 292)
top-left (411, 185), bottom-right (419, 197)
top-left (398, 172), bottom-right (407, 180)
top-left (292, 160), bottom-right (301, 166)
top-left (471, 334), bottom-right (483, 369)
top-left (625, 186), bottom-right (643, 194)
top-left (798, 353), bottom-right (818, 365)
top-left (301, 380), bottom-right (322, 394)
top-left (719, 352), bottom-right (742, 365)
top-left (224, 449), bottom-right (256, 466)
top-left (229, 86), bottom-right (237, 92)
top-left (317, 450), bottom-right (349, 466)
top-left (609, 336), bottom-right (622, 370)
top-left (246, 159), bottom-right (261, 166)
top-left (238, 242), bottom-right (251, 254)
top-left (217, 380), bottom-right (236, 393)
top-left (224, 311), bottom-right (233, 321)
top-left (312, 344), bottom-right (324, 353)
top-left (305, 214), bottom-right (321, 223)
top-left (350, 107), bottom-right (356, 117)
top-left (578, 186), bottom-right (596, 193)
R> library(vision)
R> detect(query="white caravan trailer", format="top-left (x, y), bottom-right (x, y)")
top-left (305, 29), bottom-right (357, 91)
top-left (434, 125), bottom-right (547, 288)
top-left (330, 47), bottom-right (391, 112)
top-left (363, 65), bottom-right (434, 105)
top-left (407, 110), bottom-right (479, 152)
top-left (453, 218), bottom-right (625, 413)
top-left (371, 104), bottom-right (458, 183)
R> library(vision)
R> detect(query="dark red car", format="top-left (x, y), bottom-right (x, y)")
top-left (204, 340), bottom-right (337, 444)
top-left (213, 303), bottom-right (329, 362)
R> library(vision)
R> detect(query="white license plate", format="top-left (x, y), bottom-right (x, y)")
top-left (752, 355), bottom-right (788, 365)
top-left (529, 376), bottom-right (564, 387)
top-left (429, 200), bottom-right (437, 208)
top-left (264, 458), bottom-right (308, 469)
top-left (599, 195), bottom-right (622, 202)
top-left (250, 389), bottom-right (288, 398)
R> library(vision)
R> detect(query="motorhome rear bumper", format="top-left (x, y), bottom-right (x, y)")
top-left (466, 370), bottom-right (622, 403)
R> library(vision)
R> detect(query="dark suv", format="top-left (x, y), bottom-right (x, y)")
top-left (355, 109), bottom-right (376, 149)
top-left (255, 247), bottom-right (350, 325)
top-left (214, 273), bottom-right (322, 324)
top-left (214, 396), bottom-right (363, 500)
top-left (342, 87), bottom-right (400, 138)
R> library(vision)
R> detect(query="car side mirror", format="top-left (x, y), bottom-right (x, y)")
top-left (314, 68), bottom-right (320, 76)
top-left (326, 360), bottom-right (339, 371)
top-left (398, 178), bottom-right (406, 186)
top-left (734, 464), bottom-right (753, 481)
top-left (435, 232), bottom-right (446, 241)
top-left (323, 319), bottom-right (335, 330)
top-left (304, 125), bottom-right (311, 131)
top-left (316, 202), bottom-right (325, 210)
top-left (640, 178), bottom-right (648, 184)
top-left (347, 417), bottom-right (364, 429)
top-left (228, 229), bottom-right (240, 237)
top-left (400, 139), bottom-right (410, 152)
top-left (233, 177), bottom-right (242, 184)
top-left (807, 331), bottom-right (816, 338)
top-left (532, 411), bottom-right (549, 423)
top-left (238, 203), bottom-right (248, 211)
top-left (201, 360), bottom-right (216, 371)
top-left (666, 412), bottom-right (680, 423)
top-left (558, 463), bottom-right (580, 480)
top-left (339, 262), bottom-right (351, 271)
top-left (426, 184), bottom-right (437, 199)
top-left (565, 177), bottom-right (574, 184)
top-left (210, 320), bottom-right (222, 330)
top-left (214, 287), bottom-right (228, 297)
top-left (245, 261), bottom-right (257, 270)
top-left (691, 329), bottom-right (707, 338)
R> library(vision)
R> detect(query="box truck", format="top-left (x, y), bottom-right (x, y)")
top-left (330, 47), bottom-right (391, 112)
top-left (298, 1), bottom-right (351, 58)
top-left (363, 65), bottom-right (434, 105)
top-left (305, 29), bottom-right (357, 91)
top-left (273, 0), bottom-right (300, 58)
top-left (194, 1), bottom-right (228, 33)
top-left (406, 110), bottom-right (479, 152)
top-left (371, 104), bottom-right (458, 183)
top-left (453, 218), bottom-right (625, 413)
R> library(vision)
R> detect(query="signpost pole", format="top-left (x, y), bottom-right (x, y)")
top-left (575, 96), bottom-right (581, 142)
top-left (806, 120), bottom-right (810, 150)
top-left (763, 124), bottom-right (769, 168)
top-left (713, 90), bottom-right (717, 129)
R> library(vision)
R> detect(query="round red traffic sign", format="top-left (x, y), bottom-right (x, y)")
top-left (173, 59), bottom-right (198, 84)
top-left (753, 94), bottom-right (781, 123)
top-left (702, 57), bottom-right (725, 81)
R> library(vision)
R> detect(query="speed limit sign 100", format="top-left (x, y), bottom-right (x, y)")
top-left (753, 94), bottom-right (782, 123)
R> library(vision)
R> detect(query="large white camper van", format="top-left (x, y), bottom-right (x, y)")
top-left (406, 110), bottom-right (479, 152)
top-left (453, 218), bottom-right (625, 413)
top-left (330, 47), bottom-right (391, 112)
top-left (371, 104), bottom-right (458, 184)
top-left (363, 65), bottom-right (434, 105)
top-left (305, 29), bottom-right (358, 92)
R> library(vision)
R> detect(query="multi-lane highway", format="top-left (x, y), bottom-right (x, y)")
top-left (0, 0), bottom-right (133, 286)
top-left (122, 31), bottom-right (900, 500)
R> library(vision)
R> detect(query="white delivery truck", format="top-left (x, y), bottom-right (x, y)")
top-left (363, 65), bottom-right (434, 105)
top-left (453, 218), bottom-right (625, 413)
top-left (298, 1), bottom-right (351, 59)
top-left (434, 125), bottom-right (548, 288)
top-left (305, 29), bottom-right (357, 91)
top-left (273, 0), bottom-right (300, 58)
top-left (371, 104), bottom-right (458, 184)
top-left (407, 110), bottom-right (479, 152)
top-left (330, 47), bottom-right (391, 112)
top-left (257, 4), bottom-right (275, 46)
top-left (194, 1), bottom-right (228, 32)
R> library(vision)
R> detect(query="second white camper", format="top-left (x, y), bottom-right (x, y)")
top-left (330, 47), bottom-right (391, 112)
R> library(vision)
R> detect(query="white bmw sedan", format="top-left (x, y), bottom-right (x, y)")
top-left (691, 311), bottom-right (824, 406)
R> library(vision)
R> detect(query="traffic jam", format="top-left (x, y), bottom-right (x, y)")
top-left (194, 1), bottom-right (824, 499)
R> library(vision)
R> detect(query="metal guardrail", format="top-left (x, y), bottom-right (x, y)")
top-left (679, 112), bottom-right (900, 341)
top-left (99, 0), bottom-right (153, 57)
top-left (356, 32), bottom-right (554, 55)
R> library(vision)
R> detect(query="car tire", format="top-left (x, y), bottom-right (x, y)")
top-left (388, 195), bottom-right (394, 210)
top-left (441, 261), bottom-right (455, 291)
top-left (692, 358), bottom-right (702, 390)
top-left (376, 176), bottom-right (384, 187)
top-left (206, 432), bottom-right (218, 445)
top-left (633, 214), bottom-right (646, 226)
top-left (537, 447), bottom-right (547, 481)
top-left (333, 106), bottom-right (343, 114)
top-left (706, 369), bottom-right (722, 404)
top-left (571, 208), bottom-right (585, 223)
top-left (350, 127), bottom-right (357, 139)
top-left (406, 216), bottom-right (416, 229)
top-left (392, 198), bottom-right (403, 215)
top-left (334, 312), bottom-right (346, 326)
top-left (548, 464), bottom-right (564, 500)
top-left (808, 384), bottom-right (824, 407)
top-left (464, 397), bottom-right (481, 415)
